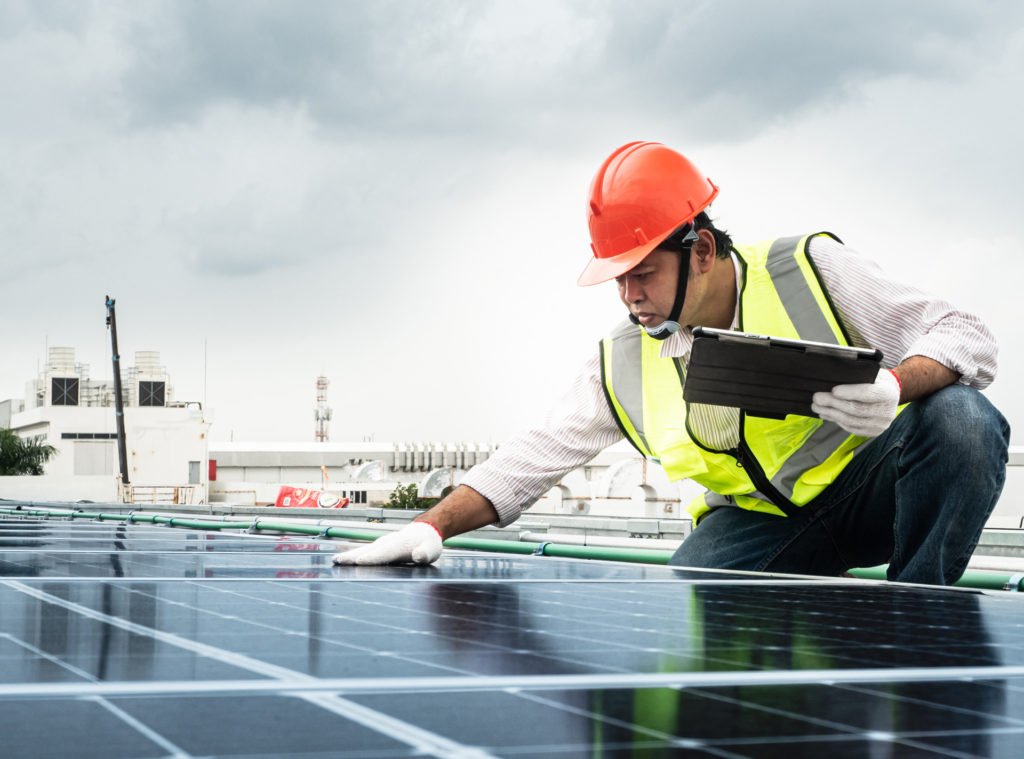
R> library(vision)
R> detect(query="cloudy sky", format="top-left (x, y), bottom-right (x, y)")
top-left (2, 0), bottom-right (1022, 445)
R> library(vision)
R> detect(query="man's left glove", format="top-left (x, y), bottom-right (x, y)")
top-left (811, 368), bottom-right (901, 438)
top-left (332, 521), bottom-right (443, 566)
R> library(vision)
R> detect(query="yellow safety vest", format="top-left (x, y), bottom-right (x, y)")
top-left (600, 232), bottom-right (888, 522)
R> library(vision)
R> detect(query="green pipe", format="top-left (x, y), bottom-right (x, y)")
top-left (536, 542), bottom-right (673, 565)
top-left (0, 508), bottom-right (388, 542)
top-left (1, 506), bottom-right (81, 519)
top-left (847, 565), bottom-right (1022, 592)
top-left (0, 506), bottom-right (252, 531)
top-left (2, 506), bottom-right (1021, 590)
top-left (444, 536), bottom-right (539, 555)
top-left (153, 516), bottom-right (254, 530)
top-left (245, 520), bottom-right (383, 543)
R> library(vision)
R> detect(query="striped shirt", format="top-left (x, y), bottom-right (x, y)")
top-left (461, 235), bottom-right (999, 526)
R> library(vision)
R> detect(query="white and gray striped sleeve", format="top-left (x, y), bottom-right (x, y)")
top-left (808, 235), bottom-right (998, 387)
top-left (459, 352), bottom-right (624, 527)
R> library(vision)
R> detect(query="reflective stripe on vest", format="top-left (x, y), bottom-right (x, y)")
top-left (600, 232), bottom-right (887, 521)
top-left (600, 319), bottom-right (655, 458)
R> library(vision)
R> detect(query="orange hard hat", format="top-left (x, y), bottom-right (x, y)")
top-left (578, 141), bottom-right (719, 286)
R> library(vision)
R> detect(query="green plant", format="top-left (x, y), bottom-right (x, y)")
top-left (384, 483), bottom-right (439, 510)
top-left (0, 429), bottom-right (57, 476)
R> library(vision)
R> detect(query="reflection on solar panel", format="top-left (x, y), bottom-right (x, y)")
top-left (1, 516), bottom-right (1023, 758)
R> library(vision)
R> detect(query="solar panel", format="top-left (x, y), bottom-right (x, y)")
top-left (1, 515), bottom-right (1023, 758)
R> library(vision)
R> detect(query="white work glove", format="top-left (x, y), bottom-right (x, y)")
top-left (811, 368), bottom-right (901, 438)
top-left (331, 522), bottom-right (443, 566)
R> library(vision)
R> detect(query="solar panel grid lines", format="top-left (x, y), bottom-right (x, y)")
top-left (345, 684), bottom-right (1024, 758)
top-left (303, 581), bottom-right (705, 668)
top-left (0, 579), bottom-right (491, 758)
top-left (186, 581), bottom-right (638, 677)
top-left (504, 687), bottom-right (737, 756)
top-left (86, 694), bottom-right (194, 759)
top-left (504, 684), bottom-right (1006, 758)
top-left (2, 516), bottom-right (1024, 757)
top-left (677, 680), bottom-right (1024, 758)
top-left (122, 580), bottom-right (542, 680)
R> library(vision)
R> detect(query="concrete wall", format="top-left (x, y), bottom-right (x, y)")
top-left (7, 404), bottom-right (210, 503)
top-left (0, 475), bottom-right (117, 503)
top-left (126, 407), bottom-right (208, 492)
top-left (0, 399), bottom-right (24, 428)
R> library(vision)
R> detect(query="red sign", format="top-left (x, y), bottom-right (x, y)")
top-left (274, 486), bottom-right (349, 509)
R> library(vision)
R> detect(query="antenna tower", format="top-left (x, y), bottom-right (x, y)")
top-left (315, 376), bottom-right (332, 442)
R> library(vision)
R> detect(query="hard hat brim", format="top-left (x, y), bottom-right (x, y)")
top-left (576, 228), bottom-right (674, 287)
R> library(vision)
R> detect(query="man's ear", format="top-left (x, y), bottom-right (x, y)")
top-left (692, 228), bottom-right (716, 270)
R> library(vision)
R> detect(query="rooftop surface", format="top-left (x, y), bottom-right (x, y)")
top-left (2, 515), bottom-right (1024, 758)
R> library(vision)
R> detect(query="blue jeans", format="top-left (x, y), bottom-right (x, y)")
top-left (670, 385), bottom-right (1011, 585)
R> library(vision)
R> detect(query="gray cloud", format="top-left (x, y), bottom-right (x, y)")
top-left (109, 0), bottom-right (1024, 142)
top-left (121, 1), bottom-right (372, 124)
top-left (2, 1), bottom-right (1022, 442)
top-left (0, 0), bottom-right (92, 39)
top-left (7, 0), bottom-right (1019, 144)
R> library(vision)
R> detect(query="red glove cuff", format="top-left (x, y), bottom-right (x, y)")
top-left (417, 520), bottom-right (443, 540)
top-left (888, 369), bottom-right (903, 394)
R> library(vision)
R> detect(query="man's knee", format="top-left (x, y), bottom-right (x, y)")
top-left (670, 513), bottom-right (739, 569)
top-left (909, 385), bottom-right (1009, 458)
top-left (669, 526), bottom-right (722, 568)
top-left (669, 508), bottom-right (786, 571)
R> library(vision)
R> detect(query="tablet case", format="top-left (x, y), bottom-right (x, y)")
top-left (683, 327), bottom-right (883, 419)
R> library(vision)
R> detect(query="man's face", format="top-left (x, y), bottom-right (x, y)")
top-left (615, 248), bottom-right (681, 327)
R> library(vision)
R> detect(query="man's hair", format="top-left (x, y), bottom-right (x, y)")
top-left (693, 211), bottom-right (733, 259)
top-left (657, 211), bottom-right (733, 259)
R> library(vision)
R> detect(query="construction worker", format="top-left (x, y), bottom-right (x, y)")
top-left (334, 141), bottom-right (1009, 585)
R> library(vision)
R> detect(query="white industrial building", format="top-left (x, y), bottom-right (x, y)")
top-left (0, 347), bottom-right (209, 504)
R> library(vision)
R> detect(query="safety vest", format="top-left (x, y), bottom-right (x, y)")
top-left (600, 232), bottom-right (885, 522)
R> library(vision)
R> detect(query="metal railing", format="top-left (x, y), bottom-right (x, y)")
top-left (118, 483), bottom-right (196, 505)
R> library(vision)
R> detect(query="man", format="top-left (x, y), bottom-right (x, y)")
top-left (335, 141), bottom-right (1009, 585)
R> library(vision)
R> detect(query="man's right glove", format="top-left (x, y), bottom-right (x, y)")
top-left (331, 521), bottom-right (443, 566)
top-left (811, 368), bottom-right (901, 438)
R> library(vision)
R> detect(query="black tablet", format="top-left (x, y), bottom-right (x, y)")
top-left (683, 327), bottom-right (883, 419)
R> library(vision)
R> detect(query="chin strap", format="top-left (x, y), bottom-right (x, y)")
top-left (629, 312), bottom-right (681, 340)
top-left (629, 225), bottom-right (697, 340)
